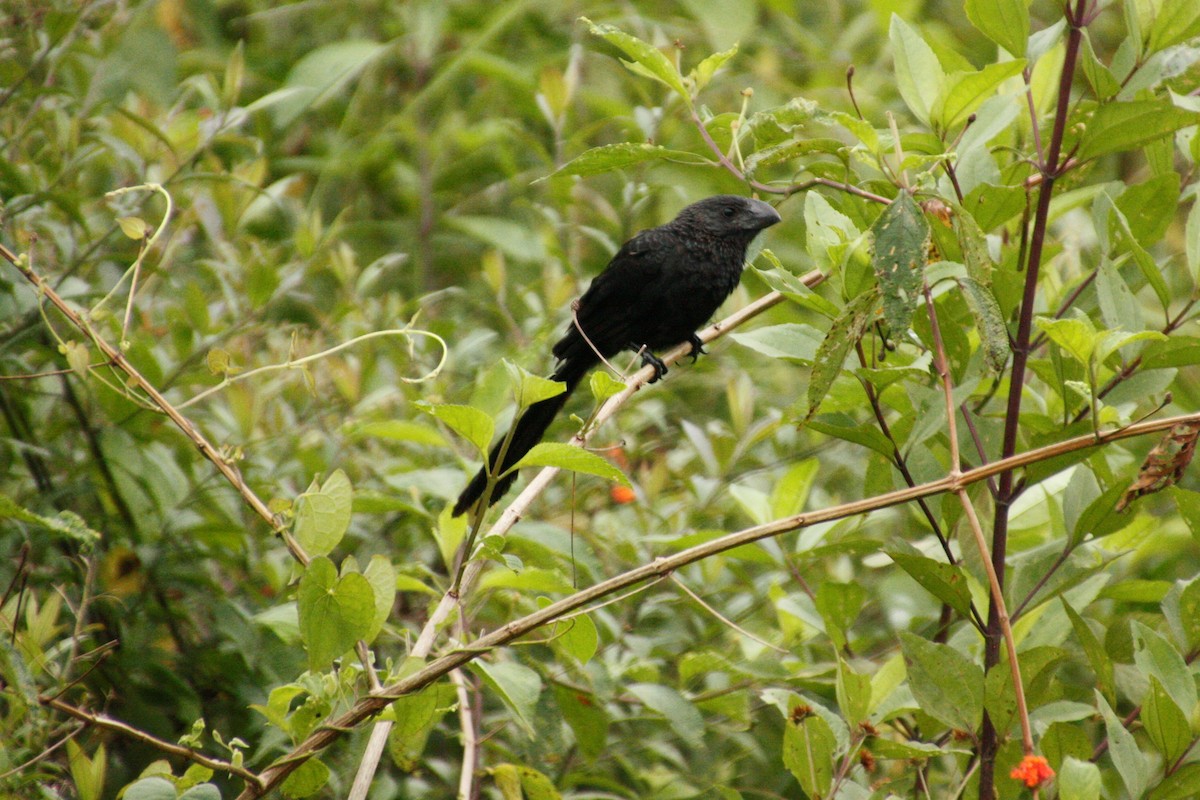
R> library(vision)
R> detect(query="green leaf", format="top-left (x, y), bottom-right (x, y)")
top-left (553, 685), bottom-right (608, 759)
top-left (744, 138), bottom-right (846, 176)
top-left (362, 555), bottom-right (395, 642)
top-left (807, 291), bottom-right (878, 418)
top-left (628, 683), bottom-right (706, 748)
top-left (871, 192), bottom-right (929, 333)
top-left (123, 778), bottom-right (177, 800)
top-left (965, 0), bottom-right (1030, 56)
top-left (178, 785), bottom-right (220, 800)
top-left (1077, 101), bottom-right (1200, 161)
top-left (504, 360), bottom-right (566, 409)
top-left (1168, 573), bottom-right (1200, 650)
top-left (964, 182), bottom-right (1028, 231)
top-left (782, 713), bottom-right (835, 797)
top-left (771, 459), bottom-right (820, 519)
top-left (1095, 329), bottom-right (1167, 364)
top-left (512, 442), bottom-right (630, 486)
top-left (1095, 257), bottom-right (1141, 332)
top-left (730, 323), bottom-right (823, 362)
top-left (555, 612), bottom-right (598, 665)
top-left (835, 659), bottom-right (872, 725)
top-left (1143, 676), bottom-right (1192, 763)
top-left (348, 420), bottom-right (448, 447)
top-left (899, 632), bottom-right (983, 731)
top-left (472, 660), bottom-right (542, 738)
top-left (889, 15), bottom-right (945, 125)
top-left (417, 402), bottom-right (495, 459)
top-left (691, 44), bottom-right (738, 92)
top-left (548, 142), bottom-right (710, 178)
top-left (297, 556), bottom-right (374, 671)
top-left (280, 758), bottom-right (330, 799)
top-left (389, 679), bottom-right (454, 770)
top-left (589, 370), bottom-right (626, 402)
top-left (272, 40), bottom-right (386, 128)
top-left (959, 275), bottom-right (1011, 371)
top-left (752, 261), bottom-right (842, 318)
top-left (1058, 757), bottom-right (1102, 800)
top-left (293, 469), bottom-right (353, 557)
top-left (886, 544), bottom-right (975, 618)
top-left (1081, 32), bottom-right (1121, 100)
top-left (933, 61), bottom-right (1026, 131)
top-left (446, 216), bottom-right (546, 263)
top-left (581, 18), bottom-right (690, 105)
top-left (868, 737), bottom-right (953, 760)
top-left (1150, 763), bottom-right (1200, 800)
top-left (1188, 198), bottom-right (1200, 285)
top-left (0, 494), bottom-right (101, 548)
top-left (1147, 0), bottom-right (1200, 53)
top-left (805, 190), bottom-right (862, 265)
top-left (117, 216), bottom-right (148, 240)
top-left (1097, 689), bottom-right (1150, 799)
top-left (1110, 205), bottom-right (1172, 311)
top-left (66, 741), bottom-right (105, 800)
top-left (1036, 314), bottom-right (1097, 365)
top-left (1131, 622), bottom-right (1198, 723)
top-left (515, 765), bottom-right (563, 800)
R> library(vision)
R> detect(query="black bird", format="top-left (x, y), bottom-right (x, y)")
top-left (452, 194), bottom-right (781, 517)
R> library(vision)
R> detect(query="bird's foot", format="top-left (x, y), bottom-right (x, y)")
top-left (687, 333), bottom-right (706, 364)
top-left (639, 349), bottom-right (668, 383)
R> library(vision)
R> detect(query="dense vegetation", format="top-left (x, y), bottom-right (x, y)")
top-left (3, 0), bottom-right (1200, 798)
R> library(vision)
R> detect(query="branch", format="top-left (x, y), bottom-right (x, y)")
top-left (42, 696), bottom-right (263, 790)
top-left (238, 408), bottom-right (1200, 797)
top-left (0, 242), bottom-right (309, 565)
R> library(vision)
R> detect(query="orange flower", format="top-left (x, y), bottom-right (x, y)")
top-left (610, 485), bottom-right (636, 504)
top-left (1010, 755), bottom-right (1054, 789)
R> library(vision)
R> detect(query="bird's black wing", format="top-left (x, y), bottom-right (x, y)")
top-left (552, 227), bottom-right (686, 365)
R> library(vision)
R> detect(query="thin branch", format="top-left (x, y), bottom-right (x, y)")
top-left (237, 409), bottom-right (1200, 797)
top-left (452, 667), bottom-right (479, 800)
top-left (42, 696), bottom-right (264, 790)
top-left (925, 282), bottom-right (1035, 756)
top-left (690, 110), bottom-right (891, 205)
top-left (0, 241), bottom-right (309, 564)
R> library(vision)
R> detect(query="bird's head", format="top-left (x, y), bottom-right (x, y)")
top-left (676, 195), bottom-right (782, 236)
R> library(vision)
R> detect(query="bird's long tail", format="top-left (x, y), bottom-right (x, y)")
top-left (451, 355), bottom-right (594, 517)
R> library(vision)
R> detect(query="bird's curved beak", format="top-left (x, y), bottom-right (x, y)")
top-left (749, 198), bottom-right (782, 229)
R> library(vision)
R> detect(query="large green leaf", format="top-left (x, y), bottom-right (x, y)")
top-left (549, 142), bottom-right (710, 178)
top-left (1077, 101), bottom-right (1200, 161)
top-left (965, 0), bottom-right (1031, 56)
top-left (582, 18), bottom-right (691, 105)
top-left (472, 660), bottom-right (543, 738)
top-left (886, 543), bottom-right (975, 618)
top-left (889, 15), bottom-right (944, 125)
top-left (933, 60), bottom-right (1026, 131)
top-left (417, 402), bottom-right (495, 459)
top-left (1147, 0), bottom-right (1200, 52)
top-left (293, 469), bottom-right (353, 557)
top-left (511, 442), bottom-right (630, 487)
top-left (782, 713), bottom-right (835, 797)
top-left (297, 557), bottom-right (374, 671)
top-left (871, 192), bottom-right (929, 334)
top-left (899, 632), bottom-right (983, 731)
top-left (628, 683), bottom-right (706, 748)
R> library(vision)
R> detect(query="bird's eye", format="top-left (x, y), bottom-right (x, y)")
top-left (722, 206), bottom-right (735, 218)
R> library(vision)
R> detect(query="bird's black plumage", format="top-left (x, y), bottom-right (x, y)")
top-left (452, 194), bottom-right (781, 517)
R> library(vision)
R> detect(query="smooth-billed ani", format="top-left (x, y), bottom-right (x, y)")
top-left (452, 194), bottom-right (781, 517)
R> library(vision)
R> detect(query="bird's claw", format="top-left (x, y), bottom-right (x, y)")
top-left (640, 350), bottom-right (668, 383)
top-left (687, 334), bottom-right (706, 364)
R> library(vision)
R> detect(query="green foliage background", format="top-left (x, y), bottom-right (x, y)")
top-left (3, 0), bottom-right (1200, 798)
